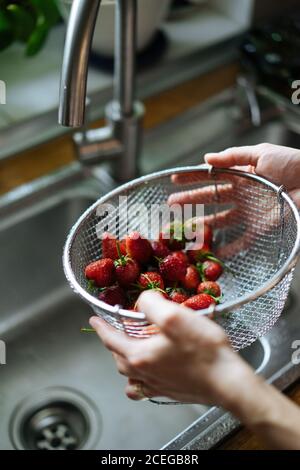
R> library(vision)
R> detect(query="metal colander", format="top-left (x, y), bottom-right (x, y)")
top-left (63, 165), bottom-right (300, 351)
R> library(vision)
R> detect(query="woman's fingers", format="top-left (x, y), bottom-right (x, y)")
top-left (168, 183), bottom-right (234, 206)
top-left (193, 208), bottom-right (240, 229)
top-left (171, 171), bottom-right (235, 186)
top-left (171, 171), bottom-right (211, 185)
top-left (89, 316), bottom-right (135, 357)
top-left (205, 147), bottom-right (259, 168)
top-left (137, 291), bottom-right (211, 343)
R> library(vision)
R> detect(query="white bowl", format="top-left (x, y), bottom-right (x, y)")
top-left (59, 0), bottom-right (172, 57)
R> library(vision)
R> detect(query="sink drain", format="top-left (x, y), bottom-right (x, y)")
top-left (10, 387), bottom-right (102, 450)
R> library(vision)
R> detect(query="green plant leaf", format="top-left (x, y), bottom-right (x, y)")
top-left (30, 0), bottom-right (61, 27)
top-left (6, 4), bottom-right (35, 42)
top-left (0, 9), bottom-right (13, 51)
top-left (25, 21), bottom-right (49, 56)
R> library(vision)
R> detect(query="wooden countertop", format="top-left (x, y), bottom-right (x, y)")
top-left (1, 61), bottom-right (299, 449)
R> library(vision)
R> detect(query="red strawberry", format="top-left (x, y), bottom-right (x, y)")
top-left (183, 293), bottom-right (216, 310)
top-left (197, 281), bottom-right (221, 298)
top-left (85, 258), bottom-right (115, 287)
top-left (99, 285), bottom-right (126, 306)
top-left (126, 232), bottom-right (153, 264)
top-left (102, 232), bottom-right (118, 260)
top-left (172, 250), bottom-right (189, 264)
top-left (119, 239), bottom-right (127, 256)
top-left (102, 232), bottom-right (126, 260)
top-left (168, 288), bottom-right (189, 304)
top-left (138, 272), bottom-right (165, 290)
top-left (151, 240), bottom-right (171, 259)
top-left (201, 260), bottom-right (223, 282)
top-left (187, 242), bottom-right (211, 264)
top-left (159, 251), bottom-right (188, 282)
top-left (190, 222), bottom-right (213, 246)
top-left (203, 223), bottom-right (213, 246)
top-left (114, 256), bottom-right (140, 288)
top-left (160, 235), bottom-right (185, 251)
top-left (181, 265), bottom-right (200, 291)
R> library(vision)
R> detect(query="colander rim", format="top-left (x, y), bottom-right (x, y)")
top-left (63, 164), bottom-right (300, 319)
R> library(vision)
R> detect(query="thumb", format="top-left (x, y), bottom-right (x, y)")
top-left (137, 291), bottom-right (208, 342)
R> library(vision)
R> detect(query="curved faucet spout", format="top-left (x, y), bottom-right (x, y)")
top-left (58, 0), bottom-right (144, 182)
top-left (59, 0), bottom-right (101, 128)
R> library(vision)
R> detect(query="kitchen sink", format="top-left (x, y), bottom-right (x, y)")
top-left (0, 163), bottom-right (273, 450)
top-left (1, 86), bottom-right (300, 450)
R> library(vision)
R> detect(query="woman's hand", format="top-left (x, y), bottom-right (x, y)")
top-left (170, 143), bottom-right (300, 209)
top-left (89, 291), bottom-right (258, 407)
top-left (206, 143), bottom-right (300, 199)
top-left (90, 290), bottom-right (300, 450)
top-left (168, 143), bottom-right (300, 258)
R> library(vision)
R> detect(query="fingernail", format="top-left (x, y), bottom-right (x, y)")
top-left (89, 316), bottom-right (101, 328)
top-left (204, 153), bottom-right (214, 163)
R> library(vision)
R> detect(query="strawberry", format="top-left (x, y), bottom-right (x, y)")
top-left (114, 255), bottom-right (140, 287)
top-left (181, 265), bottom-right (200, 291)
top-left (99, 285), bottom-right (126, 306)
top-left (138, 272), bottom-right (165, 291)
top-left (151, 240), bottom-right (171, 259)
top-left (85, 258), bottom-right (115, 287)
top-left (183, 293), bottom-right (216, 310)
top-left (186, 242), bottom-right (211, 264)
top-left (172, 250), bottom-right (189, 264)
top-left (102, 232), bottom-right (118, 260)
top-left (168, 288), bottom-right (189, 304)
top-left (119, 239), bottom-right (127, 256)
top-left (159, 251), bottom-right (188, 282)
top-left (203, 223), bottom-right (213, 246)
top-left (190, 222), bottom-right (213, 246)
top-left (197, 281), bottom-right (221, 298)
top-left (201, 260), bottom-right (223, 282)
top-left (159, 222), bottom-right (186, 251)
top-left (102, 232), bottom-right (126, 260)
top-left (126, 231), bottom-right (153, 264)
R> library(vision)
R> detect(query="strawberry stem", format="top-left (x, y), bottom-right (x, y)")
top-left (81, 328), bottom-right (96, 333)
top-left (116, 239), bottom-right (122, 260)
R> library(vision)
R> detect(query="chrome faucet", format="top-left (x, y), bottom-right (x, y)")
top-left (58, 0), bottom-right (144, 182)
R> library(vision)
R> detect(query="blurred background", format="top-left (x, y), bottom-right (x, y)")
top-left (1, 0), bottom-right (300, 180)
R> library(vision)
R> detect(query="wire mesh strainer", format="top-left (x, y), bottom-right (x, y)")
top-left (63, 165), bottom-right (300, 351)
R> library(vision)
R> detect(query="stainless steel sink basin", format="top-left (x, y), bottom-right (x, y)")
top-left (1, 87), bottom-right (300, 450)
top-left (0, 164), bottom-right (271, 450)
